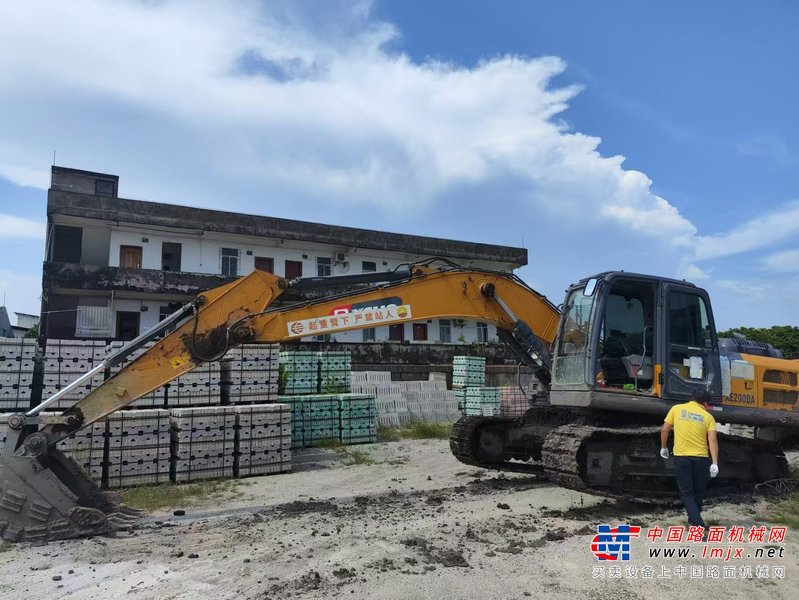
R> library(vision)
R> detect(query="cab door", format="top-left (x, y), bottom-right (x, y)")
top-left (661, 284), bottom-right (722, 400)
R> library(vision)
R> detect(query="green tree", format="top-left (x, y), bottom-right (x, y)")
top-left (717, 326), bottom-right (799, 357)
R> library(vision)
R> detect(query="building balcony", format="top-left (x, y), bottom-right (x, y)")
top-left (42, 261), bottom-right (238, 297)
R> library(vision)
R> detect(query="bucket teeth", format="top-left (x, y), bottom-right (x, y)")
top-left (0, 449), bottom-right (144, 543)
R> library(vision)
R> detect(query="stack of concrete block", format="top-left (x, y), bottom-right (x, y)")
top-left (463, 387), bottom-right (501, 416)
top-left (402, 382), bottom-right (459, 422)
top-left (235, 403), bottom-right (291, 477)
top-left (298, 395), bottom-right (340, 446)
top-left (168, 362), bottom-right (222, 406)
top-left (108, 341), bottom-right (165, 408)
top-left (41, 340), bottom-right (106, 410)
top-left (279, 351), bottom-right (319, 395)
top-left (102, 410), bottom-right (171, 488)
top-left (223, 344), bottom-right (279, 403)
top-left (55, 420), bottom-right (106, 480)
top-left (352, 372), bottom-right (462, 425)
top-left (339, 394), bottom-right (377, 444)
top-left (319, 351), bottom-right (351, 393)
top-left (452, 356), bottom-right (486, 388)
top-left (170, 407), bottom-right (236, 482)
top-left (352, 376), bottom-right (408, 426)
top-left (0, 338), bottom-right (37, 412)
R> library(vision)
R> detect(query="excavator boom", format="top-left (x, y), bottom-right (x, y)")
top-left (0, 262), bottom-right (558, 542)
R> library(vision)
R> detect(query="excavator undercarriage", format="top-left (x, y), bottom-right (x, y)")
top-left (450, 407), bottom-right (789, 503)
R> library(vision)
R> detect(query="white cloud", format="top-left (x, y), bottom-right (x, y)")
top-left (0, 213), bottom-right (45, 239)
top-left (761, 249), bottom-right (799, 273)
top-left (694, 201), bottom-right (799, 261)
top-left (0, 269), bottom-right (41, 316)
top-left (678, 263), bottom-right (710, 280)
top-left (0, 0), bottom-right (695, 245)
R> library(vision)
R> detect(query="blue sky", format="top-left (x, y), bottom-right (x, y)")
top-left (0, 0), bottom-right (797, 329)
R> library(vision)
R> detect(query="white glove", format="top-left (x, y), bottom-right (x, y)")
top-left (660, 448), bottom-right (669, 459)
top-left (710, 464), bottom-right (719, 478)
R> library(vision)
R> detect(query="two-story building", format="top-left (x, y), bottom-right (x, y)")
top-left (41, 166), bottom-right (528, 344)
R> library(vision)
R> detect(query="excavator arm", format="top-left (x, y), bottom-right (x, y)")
top-left (0, 262), bottom-right (559, 542)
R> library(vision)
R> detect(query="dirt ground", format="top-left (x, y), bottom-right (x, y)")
top-left (1, 439), bottom-right (796, 600)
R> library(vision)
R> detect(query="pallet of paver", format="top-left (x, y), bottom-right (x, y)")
top-left (0, 338), bottom-right (37, 412)
top-left (102, 409), bottom-right (171, 487)
top-left (170, 406), bottom-right (236, 481)
top-left (319, 351), bottom-right (351, 393)
top-left (167, 363), bottom-right (222, 407)
top-left (222, 346), bottom-right (279, 403)
top-left (339, 394), bottom-right (377, 444)
top-left (452, 356), bottom-right (486, 388)
top-left (464, 387), bottom-right (500, 416)
top-left (171, 441), bottom-right (235, 482)
top-left (235, 403), bottom-right (291, 477)
top-left (41, 340), bottom-right (107, 410)
top-left (279, 351), bottom-right (319, 395)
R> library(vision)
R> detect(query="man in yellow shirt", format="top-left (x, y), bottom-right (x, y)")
top-left (660, 389), bottom-right (720, 528)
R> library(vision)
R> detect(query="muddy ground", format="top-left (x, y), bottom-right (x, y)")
top-left (1, 439), bottom-right (796, 600)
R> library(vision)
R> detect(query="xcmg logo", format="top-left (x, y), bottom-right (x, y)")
top-left (330, 297), bottom-right (403, 316)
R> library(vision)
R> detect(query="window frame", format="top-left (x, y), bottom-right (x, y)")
top-left (220, 247), bottom-right (240, 277)
top-left (316, 256), bottom-right (332, 277)
top-left (439, 319), bottom-right (452, 343)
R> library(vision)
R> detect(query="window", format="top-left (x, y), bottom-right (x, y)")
top-left (361, 261), bottom-right (377, 273)
top-left (52, 225), bottom-right (82, 263)
top-left (120, 245), bottom-right (142, 268)
top-left (669, 292), bottom-right (711, 348)
top-left (668, 291), bottom-right (712, 384)
top-left (389, 324), bottom-right (405, 341)
top-left (94, 179), bottom-right (116, 198)
top-left (116, 311), bottom-right (140, 341)
top-left (285, 260), bottom-right (303, 279)
top-left (220, 248), bottom-right (240, 276)
top-left (363, 328), bottom-right (376, 342)
top-left (553, 288), bottom-right (596, 385)
top-left (161, 242), bottom-right (182, 271)
top-left (317, 256), bottom-right (332, 277)
top-left (477, 322), bottom-right (488, 343)
top-left (439, 319), bottom-right (452, 343)
top-left (413, 323), bottom-right (428, 341)
top-left (159, 306), bottom-right (171, 321)
top-left (254, 257), bottom-right (274, 273)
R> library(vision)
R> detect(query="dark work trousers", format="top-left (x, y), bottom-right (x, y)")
top-left (674, 456), bottom-right (711, 528)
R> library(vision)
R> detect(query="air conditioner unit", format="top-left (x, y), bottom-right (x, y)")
top-left (336, 252), bottom-right (346, 262)
top-left (453, 319), bottom-right (466, 327)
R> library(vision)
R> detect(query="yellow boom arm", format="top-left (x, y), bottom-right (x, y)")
top-left (47, 265), bottom-right (559, 439)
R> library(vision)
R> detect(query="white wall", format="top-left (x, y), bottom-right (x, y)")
top-left (96, 224), bottom-right (508, 342)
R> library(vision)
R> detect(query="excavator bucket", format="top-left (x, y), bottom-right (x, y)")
top-left (0, 441), bottom-right (139, 543)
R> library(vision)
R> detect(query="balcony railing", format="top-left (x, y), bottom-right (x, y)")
top-left (43, 262), bottom-right (238, 296)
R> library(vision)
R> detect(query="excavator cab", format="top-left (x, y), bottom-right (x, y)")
top-left (550, 272), bottom-right (722, 413)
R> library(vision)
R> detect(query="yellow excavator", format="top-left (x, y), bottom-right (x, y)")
top-left (1, 260), bottom-right (797, 542)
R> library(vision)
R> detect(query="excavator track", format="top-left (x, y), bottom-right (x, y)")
top-left (451, 413), bottom-right (791, 504)
top-left (541, 424), bottom-right (677, 504)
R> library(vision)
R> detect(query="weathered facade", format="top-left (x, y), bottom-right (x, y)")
top-left (42, 166), bottom-right (528, 343)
